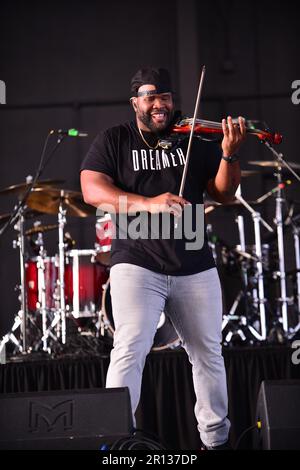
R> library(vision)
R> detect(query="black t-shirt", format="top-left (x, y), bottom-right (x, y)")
top-left (80, 120), bottom-right (222, 275)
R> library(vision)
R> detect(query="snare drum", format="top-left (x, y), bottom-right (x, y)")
top-left (65, 249), bottom-right (109, 325)
top-left (95, 214), bottom-right (114, 266)
top-left (26, 257), bottom-right (58, 311)
top-left (101, 279), bottom-right (180, 351)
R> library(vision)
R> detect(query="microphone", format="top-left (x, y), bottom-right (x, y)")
top-left (56, 128), bottom-right (88, 137)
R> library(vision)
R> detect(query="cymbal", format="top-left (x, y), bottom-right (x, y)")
top-left (241, 170), bottom-right (259, 177)
top-left (25, 224), bottom-right (59, 236)
top-left (205, 198), bottom-right (261, 214)
top-left (248, 160), bottom-right (300, 170)
top-left (0, 179), bottom-right (65, 196)
top-left (0, 209), bottom-right (43, 225)
top-left (26, 188), bottom-right (95, 217)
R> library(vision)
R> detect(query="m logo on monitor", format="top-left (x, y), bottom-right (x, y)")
top-left (0, 81), bottom-right (6, 104)
top-left (29, 400), bottom-right (74, 432)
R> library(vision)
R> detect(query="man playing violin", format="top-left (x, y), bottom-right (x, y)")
top-left (80, 67), bottom-right (246, 450)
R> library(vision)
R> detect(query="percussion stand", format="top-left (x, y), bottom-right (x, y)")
top-left (0, 208), bottom-right (28, 358)
top-left (58, 196), bottom-right (67, 345)
top-left (234, 194), bottom-right (274, 341)
top-left (35, 233), bottom-right (50, 352)
top-left (221, 185), bottom-right (251, 343)
top-left (262, 141), bottom-right (300, 336)
top-left (206, 223), bottom-right (218, 263)
top-left (235, 185), bottom-right (248, 289)
top-left (292, 222), bottom-right (300, 324)
top-left (272, 165), bottom-right (290, 333)
top-left (37, 199), bottom-right (68, 349)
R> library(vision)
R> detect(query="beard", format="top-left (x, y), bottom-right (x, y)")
top-left (137, 107), bottom-right (174, 136)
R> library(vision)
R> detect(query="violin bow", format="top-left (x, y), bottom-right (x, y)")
top-left (178, 65), bottom-right (206, 198)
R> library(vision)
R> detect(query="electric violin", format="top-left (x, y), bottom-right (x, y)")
top-left (171, 117), bottom-right (282, 145)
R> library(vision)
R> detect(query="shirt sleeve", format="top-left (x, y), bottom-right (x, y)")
top-left (80, 130), bottom-right (117, 179)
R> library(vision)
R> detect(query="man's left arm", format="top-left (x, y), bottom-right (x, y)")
top-left (206, 116), bottom-right (246, 203)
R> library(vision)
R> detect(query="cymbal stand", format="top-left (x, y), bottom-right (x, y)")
top-left (206, 223), bottom-right (218, 263)
top-left (292, 222), bottom-right (300, 319)
top-left (35, 233), bottom-right (49, 352)
top-left (0, 207), bottom-right (27, 358)
top-left (221, 185), bottom-right (249, 343)
top-left (234, 194), bottom-right (274, 341)
top-left (281, 207), bottom-right (300, 334)
top-left (262, 141), bottom-right (300, 335)
top-left (235, 185), bottom-right (248, 288)
top-left (222, 185), bottom-right (267, 343)
top-left (58, 195), bottom-right (67, 344)
top-left (40, 198), bottom-right (67, 348)
top-left (273, 165), bottom-right (289, 333)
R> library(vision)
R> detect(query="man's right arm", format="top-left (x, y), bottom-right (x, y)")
top-left (81, 169), bottom-right (148, 213)
top-left (80, 170), bottom-right (189, 216)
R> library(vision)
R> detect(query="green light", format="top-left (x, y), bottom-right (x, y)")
top-left (68, 128), bottom-right (79, 137)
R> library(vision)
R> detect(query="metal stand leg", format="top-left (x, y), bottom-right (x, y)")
top-left (274, 170), bottom-right (289, 333)
top-left (0, 209), bottom-right (29, 356)
top-left (234, 195), bottom-right (274, 340)
top-left (293, 226), bottom-right (300, 320)
top-left (36, 253), bottom-right (48, 352)
top-left (58, 199), bottom-right (67, 344)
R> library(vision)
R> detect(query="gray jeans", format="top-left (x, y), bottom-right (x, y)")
top-left (106, 263), bottom-right (230, 447)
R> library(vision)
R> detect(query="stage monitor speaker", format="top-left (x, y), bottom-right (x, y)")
top-left (256, 380), bottom-right (300, 450)
top-left (0, 387), bottom-right (133, 450)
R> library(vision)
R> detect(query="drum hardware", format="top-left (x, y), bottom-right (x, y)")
top-left (57, 199), bottom-right (67, 344)
top-left (206, 224), bottom-right (218, 263)
top-left (0, 207), bottom-right (28, 357)
top-left (64, 249), bottom-right (109, 332)
top-left (204, 198), bottom-right (262, 213)
top-left (214, 179), bottom-right (272, 343)
top-left (25, 223), bottom-right (59, 236)
top-left (0, 130), bottom-right (69, 357)
top-left (292, 223), bottom-right (300, 318)
top-left (220, 196), bottom-right (273, 343)
top-left (233, 194), bottom-right (274, 341)
top-left (235, 185), bottom-right (247, 291)
top-left (250, 144), bottom-right (300, 337)
top-left (25, 187), bottom-right (96, 344)
top-left (0, 128), bottom-right (94, 356)
top-left (33, 232), bottom-right (49, 352)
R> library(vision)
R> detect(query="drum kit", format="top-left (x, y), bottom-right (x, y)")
top-left (206, 161), bottom-right (300, 345)
top-left (0, 179), bottom-right (179, 359)
top-left (1, 152), bottom-right (300, 359)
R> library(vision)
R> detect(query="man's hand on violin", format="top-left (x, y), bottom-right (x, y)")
top-left (221, 116), bottom-right (246, 157)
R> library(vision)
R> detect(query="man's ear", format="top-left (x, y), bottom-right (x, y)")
top-left (131, 98), bottom-right (137, 112)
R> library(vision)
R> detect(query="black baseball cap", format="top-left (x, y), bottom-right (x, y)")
top-left (130, 67), bottom-right (172, 97)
